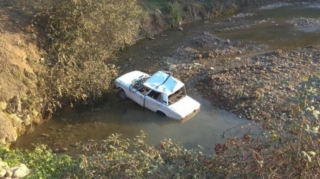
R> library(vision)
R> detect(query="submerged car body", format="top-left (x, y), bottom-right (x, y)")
top-left (114, 71), bottom-right (200, 121)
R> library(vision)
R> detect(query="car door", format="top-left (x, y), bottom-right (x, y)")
top-left (144, 90), bottom-right (163, 112)
top-left (128, 88), bottom-right (144, 106)
top-left (128, 86), bottom-right (150, 107)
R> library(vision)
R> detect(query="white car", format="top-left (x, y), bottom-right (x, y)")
top-left (114, 71), bottom-right (200, 121)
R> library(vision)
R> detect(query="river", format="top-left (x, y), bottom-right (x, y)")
top-left (12, 3), bottom-right (320, 153)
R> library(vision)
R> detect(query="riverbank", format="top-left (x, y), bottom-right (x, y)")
top-left (137, 1), bottom-right (318, 37)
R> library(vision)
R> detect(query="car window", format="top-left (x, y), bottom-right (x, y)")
top-left (147, 90), bottom-right (162, 103)
top-left (168, 87), bottom-right (186, 105)
top-left (138, 86), bottom-right (150, 95)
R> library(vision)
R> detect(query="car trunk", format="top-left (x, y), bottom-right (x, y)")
top-left (169, 96), bottom-right (200, 119)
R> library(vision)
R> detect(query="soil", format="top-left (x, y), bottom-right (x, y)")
top-left (0, 7), bottom-right (42, 144)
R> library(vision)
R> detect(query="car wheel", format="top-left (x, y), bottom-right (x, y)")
top-left (117, 89), bottom-right (127, 99)
top-left (156, 111), bottom-right (166, 117)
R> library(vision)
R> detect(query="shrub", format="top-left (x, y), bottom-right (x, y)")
top-left (28, 0), bottom-right (142, 113)
top-left (0, 145), bottom-right (77, 178)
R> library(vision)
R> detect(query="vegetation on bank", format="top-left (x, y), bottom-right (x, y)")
top-left (1, 75), bottom-right (319, 178)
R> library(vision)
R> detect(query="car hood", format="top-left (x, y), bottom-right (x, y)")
top-left (115, 71), bottom-right (149, 86)
top-left (169, 96), bottom-right (200, 118)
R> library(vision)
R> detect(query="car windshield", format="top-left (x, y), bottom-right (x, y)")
top-left (168, 86), bottom-right (186, 105)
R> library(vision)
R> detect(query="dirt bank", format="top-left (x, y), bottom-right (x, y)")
top-left (0, 7), bottom-right (43, 144)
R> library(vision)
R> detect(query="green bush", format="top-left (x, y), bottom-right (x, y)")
top-left (27, 0), bottom-right (142, 113)
top-left (0, 145), bottom-right (77, 178)
top-left (74, 132), bottom-right (211, 178)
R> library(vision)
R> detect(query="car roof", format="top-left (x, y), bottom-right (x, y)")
top-left (144, 71), bottom-right (184, 95)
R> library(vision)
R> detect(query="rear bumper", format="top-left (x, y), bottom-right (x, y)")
top-left (181, 107), bottom-right (200, 122)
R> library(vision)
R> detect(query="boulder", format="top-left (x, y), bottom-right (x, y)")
top-left (0, 112), bottom-right (18, 144)
top-left (0, 168), bottom-right (6, 177)
top-left (11, 164), bottom-right (30, 178)
top-left (5, 168), bottom-right (12, 177)
top-left (0, 161), bottom-right (8, 169)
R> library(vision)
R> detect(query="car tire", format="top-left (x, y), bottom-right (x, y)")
top-left (117, 89), bottom-right (127, 99)
top-left (156, 111), bottom-right (166, 117)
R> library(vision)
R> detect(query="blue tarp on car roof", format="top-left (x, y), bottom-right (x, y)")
top-left (144, 71), bottom-right (184, 95)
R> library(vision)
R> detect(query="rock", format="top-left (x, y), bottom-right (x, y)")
top-left (9, 114), bottom-right (22, 129)
top-left (41, 133), bottom-right (50, 137)
top-left (60, 148), bottom-right (68, 152)
top-left (0, 102), bottom-right (7, 111)
top-left (5, 168), bottom-right (12, 177)
top-left (40, 57), bottom-right (45, 63)
top-left (178, 27), bottom-right (183, 31)
top-left (148, 36), bottom-right (155, 40)
top-left (0, 168), bottom-right (6, 177)
top-left (31, 109), bottom-right (39, 117)
top-left (110, 64), bottom-right (116, 69)
top-left (0, 112), bottom-right (18, 145)
top-left (22, 114), bottom-right (31, 125)
top-left (11, 164), bottom-right (30, 178)
top-left (0, 161), bottom-right (8, 169)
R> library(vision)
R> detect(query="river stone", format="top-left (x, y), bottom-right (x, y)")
top-left (0, 168), bottom-right (6, 177)
top-left (12, 164), bottom-right (30, 178)
top-left (5, 168), bottom-right (12, 177)
top-left (0, 161), bottom-right (8, 169)
top-left (0, 112), bottom-right (18, 144)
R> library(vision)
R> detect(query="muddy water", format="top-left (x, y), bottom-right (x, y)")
top-left (13, 4), bottom-right (320, 153)
top-left (217, 6), bottom-right (320, 50)
top-left (14, 92), bottom-right (257, 153)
